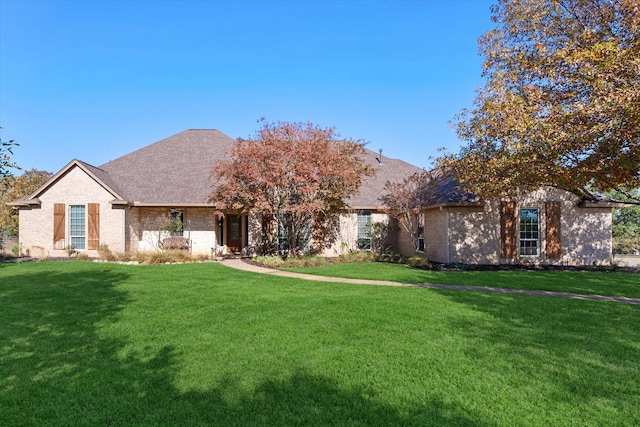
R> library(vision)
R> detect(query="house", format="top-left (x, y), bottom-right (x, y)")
top-left (10, 129), bottom-right (422, 259)
top-left (419, 175), bottom-right (621, 266)
top-left (10, 129), bottom-right (619, 265)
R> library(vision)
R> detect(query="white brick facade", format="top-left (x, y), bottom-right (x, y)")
top-left (127, 207), bottom-right (220, 255)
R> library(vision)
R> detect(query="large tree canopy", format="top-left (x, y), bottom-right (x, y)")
top-left (208, 120), bottom-right (374, 256)
top-left (445, 0), bottom-right (640, 202)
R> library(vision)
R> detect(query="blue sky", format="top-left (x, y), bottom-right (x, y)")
top-left (0, 0), bottom-right (494, 173)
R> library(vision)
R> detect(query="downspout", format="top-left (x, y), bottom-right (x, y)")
top-left (446, 209), bottom-right (451, 264)
top-left (121, 206), bottom-right (128, 253)
top-left (122, 209), bottom-right (126, 253)
top-left (440, 206), bottom-right (451, 264)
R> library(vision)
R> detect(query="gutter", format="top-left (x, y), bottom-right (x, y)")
top-left (440, 206), bottom-right (451, 264)
top-left (127, 202), bottom-right (215, 208)
top-left (7, 198), bottom-right (41, 208)
top-left (425, 202), bottom-right (483, 211)
top-left (577, 201), bottom-right (628, 208)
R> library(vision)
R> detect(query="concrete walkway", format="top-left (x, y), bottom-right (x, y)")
top-left (221, 258), bottom-right (406, 287)
top-left (221, 258), bottom-right (640, 305)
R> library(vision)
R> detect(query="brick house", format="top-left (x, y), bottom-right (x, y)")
top-left (420, 175), bottom-right (620, 265)
top-left (9, 129), bottom-right (619, 265)
top-left (10, 129), bottom-right (421, 259)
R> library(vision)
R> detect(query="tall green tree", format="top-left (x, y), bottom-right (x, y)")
top-left (444, 0), bottom-right (640, 202)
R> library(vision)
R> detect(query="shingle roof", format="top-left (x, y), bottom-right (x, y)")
top-left (17, 129), bottom-right (423, 208)
top-left (18, 129), bottom-right (625, 210)
top-left (96, 129), bottom-right (424, 208)
top-left (348, 150), bottom-right (424, 208)
top-left (424, 173), bottom-right (482, 207)
top-left (99, 129), bottom-right (235, 205)
top-left (13, 158), bottom-right (125, 205)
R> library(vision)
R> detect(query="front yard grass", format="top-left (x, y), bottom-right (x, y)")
top-left (283, 261), bottom-right (640, 298)
top-left (1, 261), bottom-right (639, 426)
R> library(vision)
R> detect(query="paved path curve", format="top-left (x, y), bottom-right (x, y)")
top-left (221, 258), bottom-right (640, 305)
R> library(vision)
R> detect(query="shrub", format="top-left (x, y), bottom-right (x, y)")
top-left (374, 248), bottom-right (404, 264)
top-left (167, 249), bottom-right (193, 263)
top-left (613, 237), bottom-right (640, 254)
top-left (77, 253), bottom-right (89, 261)
top-left (64, 245), bottom-right (78, 257)
top-left (192, 253), bottom-right (210, 262)
top-left (0, 252), bottom-right (15, 261)
top-left (253, 255), bottom-right (286, 268)
top-left (116, 252), bottom-right (133, 262)
top-left (98, 244), bottom-right (117, 261)
top-left (252, 254), bottom-right (336, 268)
top-left (142, 251), bottom-right (173, 265)
top-left (11, 244), bottom-right (20, 257)
top-left (135, 249), bottom-right (206, 265)
top-left (406, 256), bottom-right (430, 268)
top-left (338, 251), bottom-right (375, 263)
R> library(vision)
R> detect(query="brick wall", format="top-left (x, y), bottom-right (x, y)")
top-left (422, 188), bottom-right (614, 266)
top-left (130, 207), bottom-right (219, 255)
top-left (19, 166), bottom-right (125, 258)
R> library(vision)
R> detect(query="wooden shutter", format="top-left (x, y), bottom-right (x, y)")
top-left (545, 201), bottom-right (561, 260)
top-left (87, 203), bottom-right (100, 250)
top-left (53, 203), bottom-right (65, 249)
top-left (500, 201), bottom-right (517, 259)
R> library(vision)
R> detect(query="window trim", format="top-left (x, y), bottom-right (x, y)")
top-left (519, 208), bottom-right (540, 257)
top-left (417, 226), bottom-right (425, 253)
top-left (277, 217), bottom-right (311, 253)
top-left (356, 211), bottom-right (372, 251)
top-left (69, 204), bottom-right (86, 250)
top-left (416, 213), bottom-right (425, 253)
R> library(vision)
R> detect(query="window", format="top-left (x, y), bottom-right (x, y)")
top-left (277, 221), bottom-right (288, 252)
top-left (69, 205), bottom-right (86, 249)
top-left (417, 226), bottom-right (425, 252)
top-left (519, 208), bottom-right (539, 256)
top-left (170, 210), bottom-right (184, 236)
top-left (277, 218), bottom-right (310, 253)
top-left (356, 212), bottom-right (371, 250)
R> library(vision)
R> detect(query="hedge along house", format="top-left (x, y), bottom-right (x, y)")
top-left (10, 129), bottom-right (422, 259)
top-left (419, 175), bottom-right (622, 266)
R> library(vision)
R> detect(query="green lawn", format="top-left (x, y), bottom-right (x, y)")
top-left (285, 262), bottom-right (640, 298)
top-left (1, 261), bottom-right (639, 426)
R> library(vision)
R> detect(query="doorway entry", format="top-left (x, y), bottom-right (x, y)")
top-left (226, 214), bottom-right (243, 253)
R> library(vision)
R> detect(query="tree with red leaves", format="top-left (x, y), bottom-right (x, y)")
top-left (209, 120), bottom-right (374, 256)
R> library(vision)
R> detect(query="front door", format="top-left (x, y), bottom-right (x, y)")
top-left (227, 215), bottom-right (243, 253)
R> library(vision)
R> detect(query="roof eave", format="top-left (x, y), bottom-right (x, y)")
top-left (7, 198), bottom-right (42, 208)
top-left (423, 202), bottom-right (485, 210)
top-left (130, 202), bottom-right (214, 208)
top-left (577, 201), bottom-right (628, 208)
